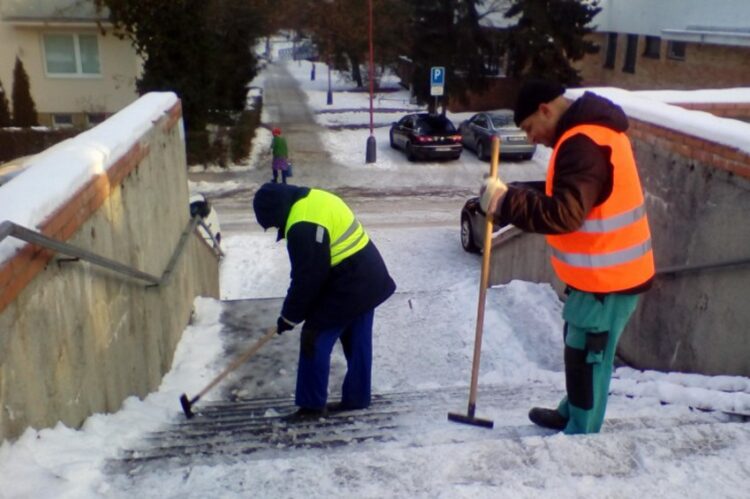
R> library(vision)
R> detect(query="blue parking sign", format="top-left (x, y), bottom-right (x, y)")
top-left (430, 66), bottom-right (445, 96)
top-left (431, 67), bottom-right (445, 85)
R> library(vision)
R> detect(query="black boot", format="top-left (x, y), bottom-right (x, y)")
top-left (528, 407), bottom-right (567, 431)
top-left (326, 402), bottom-right (367, 413)
top-left (282, 407), bottom-right (328, 422)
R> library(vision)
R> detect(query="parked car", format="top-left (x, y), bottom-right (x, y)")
top-left (458, 110), bottom-right (536, 161)
top-left (190, 193), bottom-right (221, 248)
top-left (460, 196), bottom-right (501, 253)
top-left (389, 113), bottom-right (463, 161)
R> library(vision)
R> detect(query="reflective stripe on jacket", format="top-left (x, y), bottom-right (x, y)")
top-left (545, 124), bottom-right (655, 293)
top-left (285, 189), bottom-right (370, 266)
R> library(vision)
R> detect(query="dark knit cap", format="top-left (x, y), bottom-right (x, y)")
top-left (253, 183), bottom-right (310, 240)
top-left (513, 80), bottom-right (566, 126)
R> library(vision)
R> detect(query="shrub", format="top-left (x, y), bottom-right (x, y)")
top-left (230, 96), bottom-right (262, 163)
top-left (0, 128), bottom-right (78, 164)
top-left (0, 79), bottom-right (10, 127)
top-left (11, 57), bottom-right (38, 127)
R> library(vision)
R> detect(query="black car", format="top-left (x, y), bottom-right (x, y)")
top-left (460, 196), bottom-right (501, 253)
top-left (458, 110), bottom-right (536, 161)
top-left (389, 113), bottom-right (463, 161)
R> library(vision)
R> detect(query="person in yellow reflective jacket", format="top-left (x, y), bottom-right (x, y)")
top-left (253, 183), bottom-right (396, 421)
top-left (479, 80), bottom-right (655, 434)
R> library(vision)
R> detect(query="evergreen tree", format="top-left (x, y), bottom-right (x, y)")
top-left (94, 0), bottom-right (266, 132)
top-left (11, 57), bottom-right (38, 127)
top-left (504, 0), bottom-right (601, 85)
top-left (206, 1), bottom-right (262, 112)
top-left (407, 0), bottom-right (492, 113)
top-left (0, 79), bottom-right (11, 127)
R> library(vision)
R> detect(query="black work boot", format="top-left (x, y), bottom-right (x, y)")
top-left (528, 407), bottom-right (568, 431)
top-left (326, 402), bottom-right (368, 413)
top-left (282, 407), bottom-right (328, 422)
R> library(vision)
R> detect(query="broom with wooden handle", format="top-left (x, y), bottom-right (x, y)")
top-left (180, 326), bottom-right (277, 419)
top-left (447, 136), bottom-right (500, 429)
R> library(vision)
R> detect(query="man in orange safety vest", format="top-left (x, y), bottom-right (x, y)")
top-left (480, 80), bottom-right (654, 434)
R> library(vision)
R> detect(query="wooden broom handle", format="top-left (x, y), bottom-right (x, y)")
top-left (467, 136), bottom-right (500, 412)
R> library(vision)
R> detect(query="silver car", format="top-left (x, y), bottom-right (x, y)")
top-left (459, 110), bottom-right (536, 161)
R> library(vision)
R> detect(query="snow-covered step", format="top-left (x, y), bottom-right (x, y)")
top-left (111, 383), bottom-right (746, 476)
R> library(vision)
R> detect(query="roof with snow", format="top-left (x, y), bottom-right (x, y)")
top-left (593, 0), bottom-right (750, 47)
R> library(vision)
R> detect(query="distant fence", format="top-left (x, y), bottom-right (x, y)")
top-left (0, 127), bottom-right (78, 164)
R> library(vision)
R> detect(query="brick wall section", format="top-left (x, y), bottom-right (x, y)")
top-left (673, 102), bottom-right (750, 121)
top-left (0, 101), bottom-right (182, 313)
top-left (579, 33), bottom-right (750, 91)
top-left (627, 117), bottom-right (750, 180)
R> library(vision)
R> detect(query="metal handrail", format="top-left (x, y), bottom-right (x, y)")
top-left (197, 219), bottom-right (225, 258)
top-left (491, 227), bottom-right (750, 278)
top-left (656, 257), bottom-right (750, 276)
top-left (0, 215), bottom-right (219, 287)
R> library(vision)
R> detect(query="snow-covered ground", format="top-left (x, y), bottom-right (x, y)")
top-left (2, 54), bottom-right (750, 499)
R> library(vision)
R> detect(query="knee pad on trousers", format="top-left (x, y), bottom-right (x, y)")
top-left (564, 331), bottom-right (609, 410)
top-left (565, 345), bottom-right (593, 410)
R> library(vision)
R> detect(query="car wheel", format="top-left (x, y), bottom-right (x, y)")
top-left (476, 141), bottom-right (485, 161)
top-left (390, 131), bottom-right (397, 149)
top-left (406, 142), bottom-right (416, 162)
top-left (461, 214), bottom-right (480, 253)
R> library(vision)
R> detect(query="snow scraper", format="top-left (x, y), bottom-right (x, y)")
top-left (448, 137), bottom-right (501, 429)
top-left (180, 326), bottom-right (277, 418)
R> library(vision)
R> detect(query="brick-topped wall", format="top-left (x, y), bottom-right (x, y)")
top-left (672, 102), bottom-right (750, 121)
top-left (628, 118), bottom-right (750, 180)
top-left (0, 99), bottom-right (219, 441)
top-left (0, 104), bottom-right (182, 315)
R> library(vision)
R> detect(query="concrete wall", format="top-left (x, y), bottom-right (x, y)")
top-left (489, 97), bottom-right (750, 377)
top-left (489, 227), bottom-right (562, 296)
top-left (0, 98), bottom-right (220, 441)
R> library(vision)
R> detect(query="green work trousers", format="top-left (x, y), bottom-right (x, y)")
top-left (556, 290), bottom-right (640, 435)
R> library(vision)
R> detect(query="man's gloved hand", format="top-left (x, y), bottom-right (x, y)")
top-left (276, 316), bottom-right (295, 335)
top-left (479, 176), bottom-right (508, 215)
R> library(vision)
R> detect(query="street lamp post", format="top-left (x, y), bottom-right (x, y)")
top-left (365, 0), bottom-right (376, 163)
top-left (327, 61), bottom-right (333, 105)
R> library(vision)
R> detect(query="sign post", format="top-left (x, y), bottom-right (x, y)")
top-left (430, 66), bottom-right (445, 113)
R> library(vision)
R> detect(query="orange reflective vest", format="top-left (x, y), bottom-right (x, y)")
top-left (545, 124), bottom-right (655, 293)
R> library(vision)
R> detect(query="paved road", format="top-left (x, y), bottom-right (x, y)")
top-left (188, 61), bottom-right (541, 236)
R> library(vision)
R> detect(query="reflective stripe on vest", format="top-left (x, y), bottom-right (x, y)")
top-left (545, 124), bottom-right (655, 292)
top-left (285, 189), bottom-right (370, 266)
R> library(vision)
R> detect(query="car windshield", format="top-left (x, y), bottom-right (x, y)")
top-left (490, 114), bottom-right (515, 129)
top-left (417, 116), bottom-right (456, 134)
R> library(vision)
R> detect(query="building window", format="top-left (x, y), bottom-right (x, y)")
top-left (667, 41), bottom-right (686, 60)
top-left (643, 36), bottom-right (661, 59)
top-left (623, 34), bottom-right (637, 73)
top-left (43, 33), bottom-right (101, 76)
top-left (52, 114), bottom-right (74, 128)
top-left (604, 33), bottom-right (617, 69)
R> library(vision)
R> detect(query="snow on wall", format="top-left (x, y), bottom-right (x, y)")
top-left (0, 92), bottom-right (179, 265)
top-left (566, 87), bottom-right (750, 156)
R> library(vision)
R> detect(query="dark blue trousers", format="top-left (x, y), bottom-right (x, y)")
top-left (295, 309), bottom-right (374, 410)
